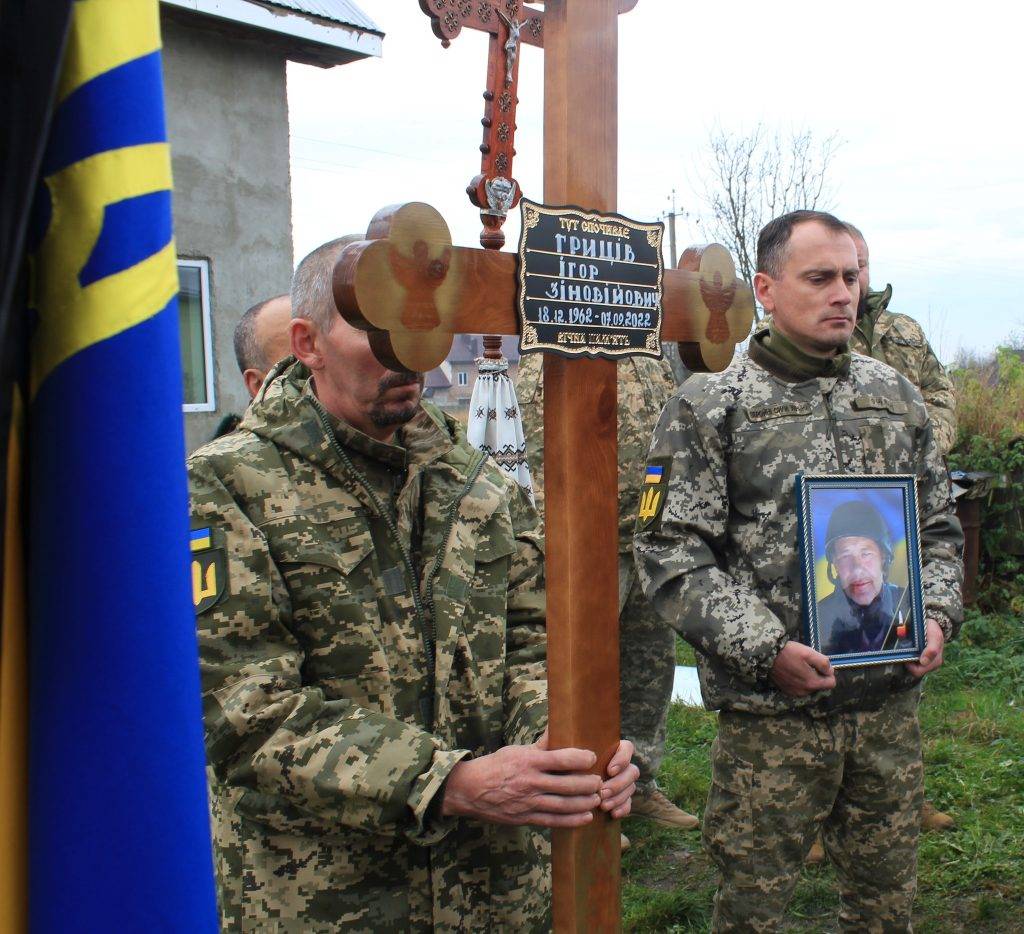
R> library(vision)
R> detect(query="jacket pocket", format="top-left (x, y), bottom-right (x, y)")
top-left (704, 739), bottom-right (754, 862)
top-left (729, 414), bottom-right (818, 519)
top-left (270, 515), bottom-right (374, 577)
top-left (271, 518), bottom-right (375, 628)
top-left (470, 533), bottom-right (515, 591)
top-left (857, 419), bottom-right (916, 473)
top-left (267, 516), bottom-right (385, 687)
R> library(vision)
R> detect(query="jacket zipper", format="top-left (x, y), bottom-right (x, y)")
top-left (308, 396), bottom-right (487, 731)
top-left (308, 399), bottom-right (434, 672)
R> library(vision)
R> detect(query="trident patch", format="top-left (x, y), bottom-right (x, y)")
top-left (637, 457), bottom-right (671, 531)
top-left (190, 527), bottom-right (226, 614)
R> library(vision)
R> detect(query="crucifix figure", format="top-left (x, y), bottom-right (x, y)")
top-left (497, 9), bottom-right (524, 85)
top-left (339, 3), bottom-right (754, 929)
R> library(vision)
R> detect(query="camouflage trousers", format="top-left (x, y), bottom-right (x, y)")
top-left (704, 688), bottom-right (923, 933)
top-left (619, 558), bottom-right (676, 788)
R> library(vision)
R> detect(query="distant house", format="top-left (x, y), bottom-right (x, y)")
top-left (424, 335), bottom-right (521, 412)
top-left (424, 362), bottom-right (454, 408)
top-left (160, 0), bottom-right (382, 451)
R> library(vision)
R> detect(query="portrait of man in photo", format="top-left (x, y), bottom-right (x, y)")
top-left (816, 497), bottom-right (914, 657)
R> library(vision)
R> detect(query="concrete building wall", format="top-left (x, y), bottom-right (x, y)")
top-left (161, 13), bottom-right (294, 452)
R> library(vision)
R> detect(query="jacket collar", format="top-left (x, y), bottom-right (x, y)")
top-left (242, 359), bottom-right (460, 477)
top-left (749, 321), bottom-right (851, 383)
top-left (859, 284), bottom-right (893, 324)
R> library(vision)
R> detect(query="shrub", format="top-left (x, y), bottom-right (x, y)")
top-left (950, 344), bottom-right (1024, 612)
top-left (952, 345), bottom-right (1024, 444)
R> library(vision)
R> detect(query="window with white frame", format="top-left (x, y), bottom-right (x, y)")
top-left (177, 259), bottom-right (215, 412)
top-left (457, 371), bottom-right (468, 386)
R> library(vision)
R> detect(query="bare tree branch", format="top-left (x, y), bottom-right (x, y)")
top-left (700, 125), bottom-right (841, 320)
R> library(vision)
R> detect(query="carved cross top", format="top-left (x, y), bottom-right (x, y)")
top-left (419, 1), bottom-right (546, 248)
top-left (420, 0), bottom-right (544, 49)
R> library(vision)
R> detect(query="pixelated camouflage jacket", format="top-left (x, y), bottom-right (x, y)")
top-left (517, 352), bottom-right (677, 555)
top-left (634, 337), bottom-right (963, 717)
top-left (188, 360), bottom-right (549, 932)
top-left (853, 285), bottom-right (957, 456)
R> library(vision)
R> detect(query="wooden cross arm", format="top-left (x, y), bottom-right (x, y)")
top-left (420, 0), bottom-right (545, 48)
top-left (332, 201), bottom-right (754, 372)
top-left (419, 1), bottom-right (638, 50)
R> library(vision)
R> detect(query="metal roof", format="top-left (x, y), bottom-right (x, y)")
top-left (260, 0), bottom-right (382, 35)
top-left (161, 0), bottom-right (383, 64)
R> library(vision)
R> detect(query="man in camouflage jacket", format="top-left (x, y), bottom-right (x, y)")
top-left (635, 212), bottom-right (963, 932)
top-left (847, 224), bottom-right (957, 457)
top-left (189, 238), bottom-right (638, 932)
top-left (518, 354), bottom-right (699, 832)
top-left (842, 222), bottom-right (960, 839)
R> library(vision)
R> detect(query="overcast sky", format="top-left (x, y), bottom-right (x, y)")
top-left (287, 1), bottom-right (1024, 362)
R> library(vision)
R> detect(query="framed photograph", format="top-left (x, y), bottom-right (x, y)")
top-left (795, 474), bottom-right (926, 669)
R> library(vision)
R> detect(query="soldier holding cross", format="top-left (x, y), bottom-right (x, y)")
top-left (188, 237), bottom-right (639, 930)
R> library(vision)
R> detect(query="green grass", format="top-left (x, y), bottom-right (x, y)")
top-left (623, 613), bottom-right (1024, 932)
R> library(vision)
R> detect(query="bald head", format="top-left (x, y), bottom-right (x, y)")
top-left (234, 294), bottom-right (293, 399)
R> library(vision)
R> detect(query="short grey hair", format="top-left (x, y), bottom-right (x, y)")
top-left (291, 235), bottom-right (362, 333)
top-left (234, 294), bottom-right (288, 375)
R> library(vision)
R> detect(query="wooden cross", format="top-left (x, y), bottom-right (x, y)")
top-left (418, 0), bottom-right (546, 249)
top-left (334, 3), bottom-right (754, 929)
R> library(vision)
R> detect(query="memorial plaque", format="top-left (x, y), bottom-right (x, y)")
top-left (516, 199), bottom-right (664, 358)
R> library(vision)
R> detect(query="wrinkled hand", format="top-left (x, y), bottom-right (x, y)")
top-left (770, 640), bottom-right (836, 697)
top-left (441, 732), bottom-right (640, 828)
top-left (905, 618), bottom-right (945, 678)
top-left (596, 737), bottom-right (639, 820)
top-left (441, 733), bottom-right (601, 828)
top-left (530, 731), bottom-right (638, 819)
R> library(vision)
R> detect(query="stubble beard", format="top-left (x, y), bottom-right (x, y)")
top-left (813, 334), bottom-right (851, 354)
top-left (369, 370), bottom-right (425, 429)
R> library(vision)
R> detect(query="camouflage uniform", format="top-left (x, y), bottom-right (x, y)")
top-left (188, 360), bottom-right (549, 932)
top-left (854, 285), bottom-right (960, 838)
top-left (517, 352), bottom-right (677, 788)
top-left (853, 286), bottom-right (957, 456)
top-left (706, 690), bottom-right (923, 932)
top-left (635, 325), bottom-right (963, 932)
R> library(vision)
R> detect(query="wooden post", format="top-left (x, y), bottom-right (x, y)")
top-left (543, 3), bottom-right (622, 930)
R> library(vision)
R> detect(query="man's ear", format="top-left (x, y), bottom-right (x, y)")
top-left (753, 271), bottom-right (775, 313)
top-left (243, 368), bottom-right (266, 400)
top-left (290, 318), bottom-right (322, 370)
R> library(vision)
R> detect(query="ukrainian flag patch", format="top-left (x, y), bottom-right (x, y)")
top-left (637, 457), bottom-right (671, 531)
top-left (645, 465), bottom-right (664, 484)
top-left (190, 526), bottom-right (226, 613)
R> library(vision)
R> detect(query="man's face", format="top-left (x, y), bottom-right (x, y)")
top-left (852, 234), bottom-right (870, 318)
top-left (832, 535), bottom-right (885, 606)
top-left (755, 221), bottom-right (860, 355)
top-left (312, 314), bottom-right (424, 439)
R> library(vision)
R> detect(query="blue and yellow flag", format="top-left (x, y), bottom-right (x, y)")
top-left (21, 1), bottom-right (216, 928)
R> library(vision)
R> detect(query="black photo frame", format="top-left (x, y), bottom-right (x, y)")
top-left (796, 473), bottom-right (926, 669)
